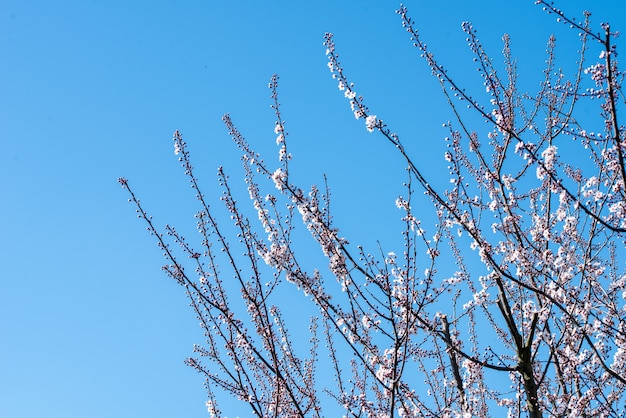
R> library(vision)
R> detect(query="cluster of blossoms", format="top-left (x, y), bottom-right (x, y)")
top-left (584, 62), bottom-right (606, 85)
top-left (295, 186), bottom-right (349, 281)
top-left (536, 145), bottom-right (557, 180)
top-left (271, 167), bottom-right (287, 191)
top-left (274, 123), bottom-right (290, 161)
top-left (325, 33), bottom-right (380, 133)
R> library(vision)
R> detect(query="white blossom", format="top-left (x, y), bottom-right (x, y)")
top-left (365, 114), bottom-right (377, 132)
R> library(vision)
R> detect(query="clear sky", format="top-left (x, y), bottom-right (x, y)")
top-left (2, 1), bottom-right (625, 417)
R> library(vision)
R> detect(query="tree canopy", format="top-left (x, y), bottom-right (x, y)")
top-left (121, 1), bottom-right (626, 416)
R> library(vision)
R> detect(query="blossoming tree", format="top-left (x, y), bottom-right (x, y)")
top-left (120, 1), bottom-right (625, 416)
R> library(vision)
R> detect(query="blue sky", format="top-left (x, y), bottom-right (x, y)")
top-left (2, 1), bottom-right (625, 417)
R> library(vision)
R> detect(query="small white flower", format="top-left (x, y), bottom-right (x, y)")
top-left (365, 115), bottom-right (377, 132)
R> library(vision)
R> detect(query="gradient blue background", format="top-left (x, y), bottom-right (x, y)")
top-left (2, 1), bottom-right (625, 416)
